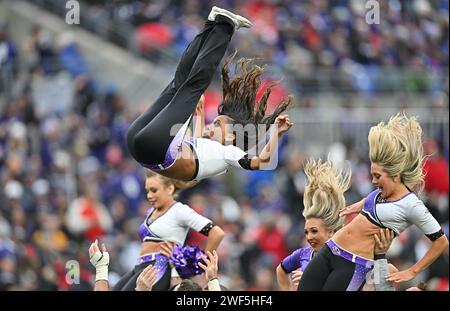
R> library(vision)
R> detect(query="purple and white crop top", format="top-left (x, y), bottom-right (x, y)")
top-left (280, 246), bottom-right (314, 273)
top-left (361, 189), bottom-right (443, 240)
top-left (138, 202), bottom-right (212, 245)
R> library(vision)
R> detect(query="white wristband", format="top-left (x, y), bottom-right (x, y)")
top-left (207, 278), bottom-right (221, 291)
top-left (90, 250), bottom-right (110, 282)
top-left (95, 265), bottom-right (109, 282)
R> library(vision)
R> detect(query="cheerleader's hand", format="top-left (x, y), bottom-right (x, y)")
top-left (198, 250), bottom-right (218, 282)
top-left (159, 241), bottom-right (175, 258)
top-left (290, 269), bottom-right (303, 290)
top-left (275, 115), bottom-right (293, 136)
top-left (339, 198), bottom-right (365, 217)
top-left (195, 94), bottom-right (205, 116)
top-left (136, 265), bottom-right (157, 291)
top-left (89, 239), bottom-right (110, 281)
top-left (386, 269), bottom-right (417, 283)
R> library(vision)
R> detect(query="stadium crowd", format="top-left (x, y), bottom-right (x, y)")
top-left (0, 0), bottom-right (448, 291)
top-left (76, 0), bottom-right (449, 95)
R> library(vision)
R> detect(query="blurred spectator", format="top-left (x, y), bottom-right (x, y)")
top-left (281, 150), bottom-right (306, 219)
top-left (0, 238), bottom-right (17, 290)
top-left (33, 213), bottom-right (69, 252)
top-left (0, 22), bottom-right (18, 99)
top-left (65, 186), bottom-right (113, 241)
top-left (254, 213), bottom-right (288, 266)
top-left (423, 138), bottom-right (449, 195)
top-left (423, 138), bottom-right (449, 224)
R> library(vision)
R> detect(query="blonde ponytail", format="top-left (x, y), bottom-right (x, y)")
top-left (302, 157), bottom-right (352, 232)
top-left (368, 113), bottom-right (424, 191)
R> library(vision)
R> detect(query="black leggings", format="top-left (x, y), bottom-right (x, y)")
top-left (126, 16), bottom-right (235, 166)
top-left (297, 245), bottom-right (368, 291)
top-left (112, 262), bottom-right (171, 291)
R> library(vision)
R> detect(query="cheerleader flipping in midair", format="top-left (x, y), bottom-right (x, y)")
top-left (126, 6), bottom-right (293, 186)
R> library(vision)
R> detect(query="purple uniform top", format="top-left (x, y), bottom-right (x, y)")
top-left (280, 246), bottom-right (314, 273)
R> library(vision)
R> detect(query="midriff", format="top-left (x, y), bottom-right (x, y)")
top-left (155, 143), bottom-right (196, 181)
top-left (140, 241), bottom-right (165, 256)
top-left (332, 214), bottom-right (382, 259)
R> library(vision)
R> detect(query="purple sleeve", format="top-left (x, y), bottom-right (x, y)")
top-left (362, 189), bottom-right (380, 213)
top-left (280, 248), bottom-right (303, 273)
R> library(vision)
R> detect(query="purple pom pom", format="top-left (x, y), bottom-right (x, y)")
top-left (170, 245), bottom-right (205, 278)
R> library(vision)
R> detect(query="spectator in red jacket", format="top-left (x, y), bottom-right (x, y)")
top-left (423, 138), bottom-right (449, 195)
top-left (255, 213), bottom-right (288, 265)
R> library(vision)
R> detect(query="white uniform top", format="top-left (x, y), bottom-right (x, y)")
top-left (185, 137), bottom-right (249, 182)
top-left (139, 202), bottom-right (212, 245)
top-left (362, 189), bottom-right (442, 236)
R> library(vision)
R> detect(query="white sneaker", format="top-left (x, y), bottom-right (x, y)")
top-left (207, 6), bottom-right (252, 29)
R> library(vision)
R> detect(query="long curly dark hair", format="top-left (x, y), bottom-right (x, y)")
top-left (218, 51), bottom-right (293, 150)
